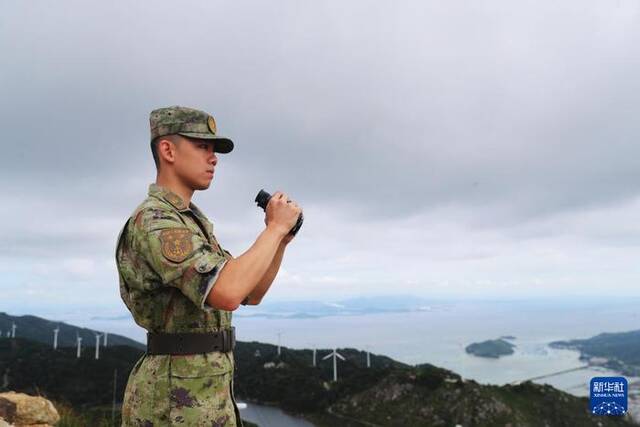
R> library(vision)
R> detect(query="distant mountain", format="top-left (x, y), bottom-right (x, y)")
top-left (0, 312), bottom-right (145, 351)
top-left (236, 295), bottom-right (449, 319)
top-left (550, 329), bottom-right (640, 377)
top-left (466, 338), bottom-right (516, 358)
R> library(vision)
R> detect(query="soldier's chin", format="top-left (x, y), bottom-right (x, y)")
top-left (195, 179), bottom-right (211, 190)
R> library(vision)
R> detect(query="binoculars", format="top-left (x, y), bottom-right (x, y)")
top-left (255, 189), bottom-right (304, 237)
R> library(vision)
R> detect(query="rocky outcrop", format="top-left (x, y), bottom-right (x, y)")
top-left (325, 369), bottom-right (638, 427)
top-left (0, 392), bottom-right (59, 427)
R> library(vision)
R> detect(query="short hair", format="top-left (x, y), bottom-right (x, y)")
top-left (150, 134), bottom-right (182, 170)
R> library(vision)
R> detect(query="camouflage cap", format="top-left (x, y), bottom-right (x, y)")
top-left (149, 106), bottom-right (234, 154)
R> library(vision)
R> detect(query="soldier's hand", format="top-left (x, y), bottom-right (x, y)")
top-left (265, 191), bottom-right (302, 237)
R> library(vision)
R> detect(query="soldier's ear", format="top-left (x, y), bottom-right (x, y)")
top-left (157, 138), bottom-right (177, 165)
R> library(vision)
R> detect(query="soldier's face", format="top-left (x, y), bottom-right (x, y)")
top-left (174, 137), bottom-right (218, 190)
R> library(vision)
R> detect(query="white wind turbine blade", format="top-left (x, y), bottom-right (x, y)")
top-left (335, 352), bottom-right (345, 361)
top-left (322, 352), bottom-right (333, 360)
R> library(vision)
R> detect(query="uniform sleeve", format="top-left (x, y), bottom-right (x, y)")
top-left (132, 208), bottom-right (227, 311)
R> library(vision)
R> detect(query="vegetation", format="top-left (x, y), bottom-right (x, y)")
top-left (306, 370), bottom-right (636, 426)
top-left (0, 337), bottom-right (142, 408)
top-left (54, 401), bottom-right (117, 427)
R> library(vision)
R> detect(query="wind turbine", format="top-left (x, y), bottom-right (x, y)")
top-left (103, 332), bottom-right (108, 347)
top-left (308, 343), bottom-right (317, 367)
top-left (76, 333), bottom-right (83, 358)
top-left (322, 348), bottom-right (345, 382)
top-left (277, 331), bottom-right (282, 356)
top-left (365, 345), bottom-right (371, 368)
top-left (10, 322), bottom-right (16, 338)
top-left (95, 333), bottom-right (103, 360)
top-left (53, 326), bottom-right (60, 350)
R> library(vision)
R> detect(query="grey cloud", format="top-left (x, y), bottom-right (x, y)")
top-left (1, 0), bottom-right (640, 303)
top-left (2, 1), bottom-right (639, 226)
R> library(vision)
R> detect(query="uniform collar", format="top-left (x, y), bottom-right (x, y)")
top-left (148, 183), bottom-right (191, 212)
top-left (148, 184), bottom-right (210, 224)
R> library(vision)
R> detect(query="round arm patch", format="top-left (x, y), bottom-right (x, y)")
top-left (159, 228), bottom-right (193, 262)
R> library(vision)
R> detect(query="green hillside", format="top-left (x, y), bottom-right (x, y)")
top-left (0, 312), bottom-right (145, 350)
top-left (0, 337), bottom-right (142, 408)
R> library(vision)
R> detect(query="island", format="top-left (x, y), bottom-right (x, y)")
top-left (465, 338), bottom-right (516, 358)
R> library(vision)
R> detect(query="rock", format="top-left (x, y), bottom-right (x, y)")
top-left (0, 398), bottom-right (17, 423)
top-left (0, 392), bottom-right (59, 426)
top-left (384, 383), bottom-right (414, 401)
top-left (0, 417), bottom-right (11, 427)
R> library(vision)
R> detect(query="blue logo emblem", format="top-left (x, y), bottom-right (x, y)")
top-left (590, 376), bottom-right (627, 416)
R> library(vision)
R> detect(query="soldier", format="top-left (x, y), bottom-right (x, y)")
top-left (115, 106), bottom-right (301, 426)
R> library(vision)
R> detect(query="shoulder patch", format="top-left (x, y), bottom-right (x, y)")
top-left (159, 228), bottom-right (193, 262)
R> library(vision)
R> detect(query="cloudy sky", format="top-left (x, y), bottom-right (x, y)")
top-left (2, 0), bottom-right (640, 317)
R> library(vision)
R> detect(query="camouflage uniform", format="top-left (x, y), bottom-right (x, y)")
top-left (116, 106), bottom-right (242, 426)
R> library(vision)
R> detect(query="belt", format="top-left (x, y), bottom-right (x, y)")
top-left (146, 327), bottom-right (236, 355)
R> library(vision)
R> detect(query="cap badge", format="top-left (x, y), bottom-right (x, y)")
top-left (207, 116), bottom-right (217, 134)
